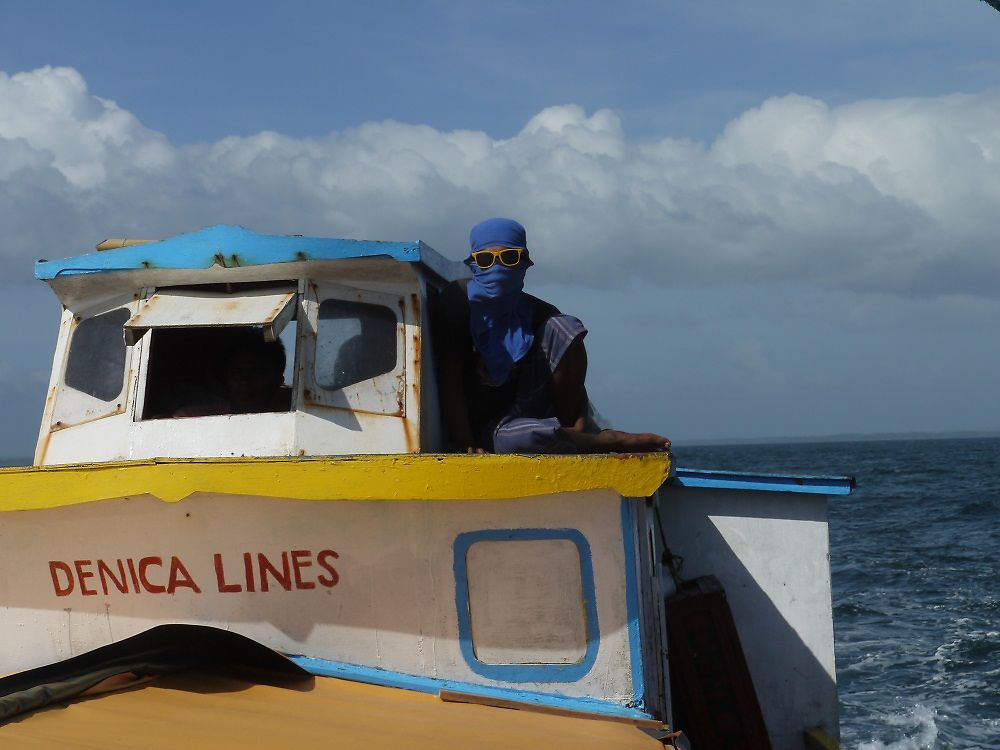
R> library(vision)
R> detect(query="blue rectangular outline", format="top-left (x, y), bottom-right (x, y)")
top-left (452, 528), bottom-right (600, 682)
top-left (620, 498), bottom-right (646, 710)
top-left (288, 654), bottom-right (654, 721)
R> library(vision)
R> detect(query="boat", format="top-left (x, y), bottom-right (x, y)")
top-left (0, 225), bottom-right (853, 749)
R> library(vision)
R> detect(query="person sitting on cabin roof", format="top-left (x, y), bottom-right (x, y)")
top-left (433, 217), bottom-right (671, 454)
top-left (173, 331), bottom-right (290, 417)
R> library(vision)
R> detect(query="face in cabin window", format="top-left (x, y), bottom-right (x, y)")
top-left (222, 336), bottom-right (286, 414)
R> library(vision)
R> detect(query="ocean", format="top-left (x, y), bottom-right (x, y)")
top-left (673, 437), bottom-right (1000, 750)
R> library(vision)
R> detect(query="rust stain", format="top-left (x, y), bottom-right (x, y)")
top-left (34, 427), bottom-right (52, 465)
top-left (39, 387), bottom-right (60, 462)
top-left (402, 293), bottom-right (422, 450)
top-left (410, 300), bottom-right (421, 388)
top-left (402, 417), bottom-right (418, 454)
top-left (393, 372), bottom-right (406, 417)
top-left (49, 404), bottom-right (127, 433)
top-left (306, 401), bottom-right (407, 419)
top-left (265, 293), bottom-right (294, 323)
top-left (213, 253), bottom-right (227, 267)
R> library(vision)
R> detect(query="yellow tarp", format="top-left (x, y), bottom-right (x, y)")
top-left (1, 673), bottom-right (666, 749)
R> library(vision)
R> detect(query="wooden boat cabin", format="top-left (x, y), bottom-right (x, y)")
top-left (0, 225), bottom-right (853, 750)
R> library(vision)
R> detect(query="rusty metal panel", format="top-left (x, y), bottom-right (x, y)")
top-left (301, 282), bottom-right (407, 418)
top-left (124, 287), bottom-right (297, 346)
top-left (47, 298), bottom-right (139, 439)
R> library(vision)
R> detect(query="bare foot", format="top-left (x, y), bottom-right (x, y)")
top-left (562, 427), bottom-right (670, 454)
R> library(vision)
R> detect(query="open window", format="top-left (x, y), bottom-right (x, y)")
top-left (125, 286), bottom-right (296, 346)
top-left (134, 283), bottom-right (299, 420)
top-left (303, 284), bottom-right (406, 417)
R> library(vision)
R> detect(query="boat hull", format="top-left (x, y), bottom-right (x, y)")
top-left (0, 482), bottom-right (647, 713)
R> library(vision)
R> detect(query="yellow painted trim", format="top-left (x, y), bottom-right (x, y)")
top-left (0, 453), bottom-right (671, 510)
top-left (804, 727), bottom-right (842, 750)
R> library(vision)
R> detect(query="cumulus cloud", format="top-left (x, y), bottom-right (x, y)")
top-left (1, 66), bottom-right (999, 295)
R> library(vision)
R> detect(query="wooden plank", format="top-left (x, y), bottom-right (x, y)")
top-left (437, 689), bottom-right (668, 730)
top-left (666, 575), bottom-right (773, 749)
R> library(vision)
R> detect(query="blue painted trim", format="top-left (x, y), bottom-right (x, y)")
top-left (34, 224), bottom-right (466, 280)
top-left (452, 528), bottom-right (599, 683)
top-left (288, 654), bottom-right (653, 721)
top-left (620, 499), bottom-right (645, 710)
top-left (672, 467), bottom-right (855, 495)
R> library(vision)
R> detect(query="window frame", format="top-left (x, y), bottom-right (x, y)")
top-left (129, 285), bottom-right (301, 423)
top-left (301, 282), bottom-right (407, 418)
top-left (123, 286), bottom-right (297, 346)
top-left (51, 295), bottom-right (138, 431)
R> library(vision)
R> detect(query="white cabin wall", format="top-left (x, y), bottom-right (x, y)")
top-left (291, 410), bottom-right (412, 456)
top-left (0, 489), bottom-right (640, 709)
top-left (131, 413), bottom-right (298, 459)
top-left (41, 413), bottom-right (134, 465)
top-left (658, 487), bottom-right (839, 750)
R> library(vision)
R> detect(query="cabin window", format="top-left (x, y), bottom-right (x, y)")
top-left (302, 284), bottom-right (407, 418)
top-left (315, 300), bottom-right (398, 391)
top-left (141, 326), bottom-right (295, 419)
top-left (50, 301), bottom-right (135, 432)
top-left (124, 286), bottom-right (296, 346)
top-left (133, 283), bottom-right (299, 420)
top-left (64, 308), bottom-right (130, 401)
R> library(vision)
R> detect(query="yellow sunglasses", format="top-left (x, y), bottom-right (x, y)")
top-left (469, 247), bottom-right (527, 269)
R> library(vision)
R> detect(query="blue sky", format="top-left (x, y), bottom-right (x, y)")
top-left (4, 1), bottom-right (998, 142)
top-left (1, 1), bottom-right (999, 455)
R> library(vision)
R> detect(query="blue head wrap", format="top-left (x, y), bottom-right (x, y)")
top-left (466, 218), bottom-right (535, 386)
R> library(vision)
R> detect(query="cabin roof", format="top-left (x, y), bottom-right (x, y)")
top-left (35, 224), bottom-right (466, 283)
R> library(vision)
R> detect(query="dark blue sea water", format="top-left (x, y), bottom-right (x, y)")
top-left (673, 437), bottom-right (1000, 750)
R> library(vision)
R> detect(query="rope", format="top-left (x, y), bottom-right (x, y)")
top-left (652, 501), bottom-right (686, 587)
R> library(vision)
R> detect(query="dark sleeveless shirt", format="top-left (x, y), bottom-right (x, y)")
top-left (432, 279), bottom-right (560, 435)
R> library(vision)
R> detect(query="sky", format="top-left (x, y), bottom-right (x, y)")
top-left (0, 0), bottom-right (999, 456)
